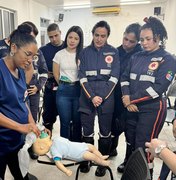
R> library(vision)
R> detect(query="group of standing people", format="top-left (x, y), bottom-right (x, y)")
top-left (0, 15), bottom-right (176, 180)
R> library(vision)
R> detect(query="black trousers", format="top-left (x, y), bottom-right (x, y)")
top-left (42, 87), bottom-right (58, 130)
top-left (0, 149), bottom-right (29, 180)
top-left (81, 110), bottom-right (112, 137)
top-left (125, 98), bottom-right (167, 169)
top-left (28, 92), bottom-right (40, 122)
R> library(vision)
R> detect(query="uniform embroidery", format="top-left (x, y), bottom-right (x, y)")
top-left (166, 71), bottom-right (173, 81)
top-left (105, 55), bottom-right (113, 68)
top-left (105, 55), bottom-right (113, 64)
top-left (148, 62), bottom-right (159, 70)
top-left (151, 57), bottom-right (163, 62)
top-left (103, 52), bottom-right (115, 55)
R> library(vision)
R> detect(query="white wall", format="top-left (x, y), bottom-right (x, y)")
top-left (57, 3), bottom-right (166, 47)
top-left (0, 0), bottom-right (175, 54)
top-left (0, 0), bottom-right (55, 45)
top-left (164, 0), bottom-right (176, 54)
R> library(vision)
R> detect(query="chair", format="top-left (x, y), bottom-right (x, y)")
top-left (38, 154), bottom-right (114, 180)
top-left (75, 162), bottom-right (114, 180)
top-left (165, 80), bottom-right (176, 125)
top-left (121, 147), bottom-right (151, 180)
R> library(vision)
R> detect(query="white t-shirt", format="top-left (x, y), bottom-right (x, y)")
top-left (53, 48), bottom-right (79, 82)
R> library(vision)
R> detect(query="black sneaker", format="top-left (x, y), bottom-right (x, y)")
top-left (109, 149), bottom-right (118, 157)
top-left (79, 161), bottom-right (90, 173)
top-left (117, 162), bottom-right (126, 173)
top-left (95, 166), bottom-right (106, 177)
top-left (24, 173), bottom-right (38, 180)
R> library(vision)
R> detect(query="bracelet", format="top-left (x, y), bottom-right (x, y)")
top-left (155, 144), bottom-right (167, 157)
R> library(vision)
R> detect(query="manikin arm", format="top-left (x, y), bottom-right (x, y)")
top-left (55, 160), bottom-right (72, 176)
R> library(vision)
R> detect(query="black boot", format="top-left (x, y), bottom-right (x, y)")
top-left (24, 173), bottom-right (38, 180)
top-left (28, 146), bottom-right (38, 160)
top-left (95, 137), bottom-right (111, 177)
top-left (43, 122), bottom-right (53, 132)
top-left (95, 166), bottom-right (107, 177)
top-left (80, 137), bottom-right (94, 173)
top-left (117, 144), bottom-right (133, 173)
top-left (109, 136), bottom-right (119, 157)
top-left (117, 161), bottom-right (127, 173)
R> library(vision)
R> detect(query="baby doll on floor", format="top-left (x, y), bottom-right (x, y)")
top-left (33, 132), bottom-right (110, 176)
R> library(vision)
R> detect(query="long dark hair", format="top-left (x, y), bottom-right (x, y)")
top-left (63, 26), bottom-right (84, 64)
top-left (141, 16), bottom-right (167, 49)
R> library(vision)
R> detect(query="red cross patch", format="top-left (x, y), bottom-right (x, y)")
top-left (148, 62), bottom-right (159, 70)
top-left (105, 55), bottom-right (113, 64)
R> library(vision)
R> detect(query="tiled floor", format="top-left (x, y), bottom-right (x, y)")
top-left (5, 115), bottom-right (176, 180)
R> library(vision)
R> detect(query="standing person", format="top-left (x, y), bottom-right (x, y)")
top-left (110, 23), bottom-right (142, 173)
top-left (79, 20), bottom-right (120, 177)
top-left (0, 24), bottom-right (41, 180)
top-left (23, 21), bottom-right (48, 123)
top-left (40, 23), bottom-right (64, 132)
top-left (21, 21), bottom-right (48, 160)
top-left (120, 16), bottom-right (176, 177)
top-left (53, 26), bottom-right (83, 142)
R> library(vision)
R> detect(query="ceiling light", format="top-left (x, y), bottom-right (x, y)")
top-left (120, 0), bottom-right (151, 5)
top-left (64, 4), bottom-right (91, 10)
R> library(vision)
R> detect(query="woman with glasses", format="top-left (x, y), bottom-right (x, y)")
top-left (120, 16), bottom-right (176, 178)
top-left (19, 22), bottom-right (49, 160)
top-left (0, 24), bottom-right (41, 180)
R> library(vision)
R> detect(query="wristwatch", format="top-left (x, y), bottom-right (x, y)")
top-left (155, 144), bottom-right (167, 156)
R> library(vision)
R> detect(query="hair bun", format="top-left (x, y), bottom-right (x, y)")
top-left (17, 23), bottom-right (32, 34)
top-left (143, 17), bottom-right (149, 23)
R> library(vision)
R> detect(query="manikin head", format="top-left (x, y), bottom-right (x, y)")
top-left (33, 132), bottom-right (52, 155)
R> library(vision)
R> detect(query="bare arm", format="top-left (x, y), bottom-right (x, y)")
top-left (159, 148), bottom-right (176, 174)
top-left (0, 103), bottom-right (40, 136)
top-left (0, 112), bottom-right (39, 135)
top-left (55, 161), bottom-right (72, 176)
top-left (145, 139), bottom-right (176, 174)
top-left (53, 62), bottom-right (60, 84)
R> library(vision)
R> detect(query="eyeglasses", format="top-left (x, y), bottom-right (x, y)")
top-left (123, 37), bottom-right (137, 44)
top-left (20, 47), bottom-right (39, 61)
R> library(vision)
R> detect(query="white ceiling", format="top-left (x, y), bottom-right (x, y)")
top-left (33, 0), bottom-right (167, 10)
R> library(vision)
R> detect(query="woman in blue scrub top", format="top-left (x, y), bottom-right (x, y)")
top-left (0, 24), bottom-right (41, 180)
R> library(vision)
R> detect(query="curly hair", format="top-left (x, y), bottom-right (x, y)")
top-left (141, 16), bottom-right (167, 48)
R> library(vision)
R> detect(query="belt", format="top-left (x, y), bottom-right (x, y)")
top-left (59, 80), bottom-right (79, 86)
